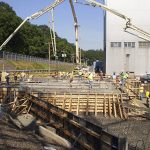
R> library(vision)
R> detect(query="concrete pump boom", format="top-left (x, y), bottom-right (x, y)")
top-left (69, 0), bottom-right (80, 64)
top-left (85, 0), bottom-right (150, 41)
top-left (0, 0), bottom-right (65, 51)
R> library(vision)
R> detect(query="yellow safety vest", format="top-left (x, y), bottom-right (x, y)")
top-left (123, 73), bottom-right (128, 79)
top-left (88, 74), bottom-right (93, 80)
top-left (146, 91), bottom-right (149, 97)
top-left (79, 71), bottom-right (82, 75)
top-left (139, 86), bottom-right (144, 93)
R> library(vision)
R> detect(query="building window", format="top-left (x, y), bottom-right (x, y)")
top-left (110, 42), bottom-right (121, 48)
top-left (139, 41), bottom-right (150, 48)
top-left (124, 42), bottom-right (135, 48)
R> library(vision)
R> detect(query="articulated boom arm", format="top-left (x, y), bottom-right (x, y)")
top-left (69, 0), bottom-right (80, 64)
top-left (0, 0), bottom-right (65, 51)
top-left (85, 0), bottom-right (150, 41)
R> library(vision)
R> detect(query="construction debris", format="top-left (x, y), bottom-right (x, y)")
top-left (9, 113), bottom-right (35, 129)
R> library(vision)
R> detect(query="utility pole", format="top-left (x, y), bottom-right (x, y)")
top-left (79, 47), bottom-right (81, 64)
top-left (48, 42), bottom-right (51, 75)
top-left (45, 42), bottom-right (51, 75)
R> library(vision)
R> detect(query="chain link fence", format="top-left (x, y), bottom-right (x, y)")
top-left (0, 51), bottom-right (73, 66)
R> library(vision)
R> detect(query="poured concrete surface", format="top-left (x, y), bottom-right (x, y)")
top-left (21, 79), bottom-right (120, 94)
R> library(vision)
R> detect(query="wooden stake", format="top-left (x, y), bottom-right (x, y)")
top-left (27, 103), bottom-right (32, 114)
top-left (69, 93), bottom-right (72, 112)
top-left (113, 94), bottom-right (117, 117)
top-left (103, 94), bottom-right (106, 117)
top-left (62, 93), bottom-right (66, 109)
top-left (12, 96), bottom-right (18, 110)
top-left (95, 93), bottom-right (98, 116)
top-left (86, 94), bottom-right (89, 115)
top-left (77, 95), bottom-right (80, 115)
top-left (119, 94), bottom-right (127, 119)
top-left (108, 94), bottom-right (111, 117)
top-left (117, 94), bottom-right (123, 119)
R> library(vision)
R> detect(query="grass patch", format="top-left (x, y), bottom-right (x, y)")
top-left (0, 59), bottom-right (76, 72)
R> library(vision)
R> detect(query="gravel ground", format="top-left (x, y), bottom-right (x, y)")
top-left (82, 114), bottom-right (150, 150)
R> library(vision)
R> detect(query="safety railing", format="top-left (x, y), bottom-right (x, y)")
top-left (0, 51), bottom-right (73, 65)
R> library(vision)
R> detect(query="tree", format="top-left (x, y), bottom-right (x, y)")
top-left (0, 2), bottom-right (104, 63)
top-left (82, 49), bottom-right (104, 65)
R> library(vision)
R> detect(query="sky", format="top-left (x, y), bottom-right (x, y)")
top-left (1, 0), bottom-right (104, 50)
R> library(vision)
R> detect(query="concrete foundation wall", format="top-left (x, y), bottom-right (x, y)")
top-left (105, 0), bottom-right (150, 75)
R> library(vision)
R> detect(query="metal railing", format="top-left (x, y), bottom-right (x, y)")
top-left (0, 51), bottom-right (72, 65)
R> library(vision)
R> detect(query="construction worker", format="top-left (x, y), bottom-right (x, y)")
top-left (21, 72), bottom-right (26, 81)
top-left (88, 72), bottom-right (93, 90)
top-left (78, 70), bottom-right (83, 81)
top-left (5, 74), bottom-right (10, 85)
top-left (99, 71), bottom-right (103, 81)
top-left (120, 72), bottom-right (125, 88)
top-left (145, 90), bottom-right (150, 107)
top-left (112, 72), bottom-right (117, 83)
top-left (120, 72), bottom-right (128, 88)
top-left (14, 73), bottom-right (18, 84)
top-left (139, 84), bottom-right (144, 100)
top-left (69, 72), bottom-right (74, 87)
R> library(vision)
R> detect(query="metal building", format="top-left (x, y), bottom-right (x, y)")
top-left (105, 0), bottom-right (150, 75)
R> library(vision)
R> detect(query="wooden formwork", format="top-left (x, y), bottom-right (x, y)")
top-left (0, 86), bottom-right (127, 119)
top-left (29, 95), bottom-right (128, 150)
top-left (31, 92), bottom-right (127, 119)
top-left (125, 79), bottom-right (141, 97)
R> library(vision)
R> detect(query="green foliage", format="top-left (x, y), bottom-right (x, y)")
top-left (0, 2), bottom-right (76, 60)
top-left (0, 2), bottom-right (104, 64)
top-left (82, 49), bottom-right (104, 65)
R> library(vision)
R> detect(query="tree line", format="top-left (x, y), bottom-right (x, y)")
top-left (0, 2), bottom-right (104, 64)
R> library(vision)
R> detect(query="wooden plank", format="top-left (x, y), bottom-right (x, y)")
top-left (103, 94), bottom-right (106, 117)
top-left (119, 94), bottom-right (127, 119)
top-left (41, 94), bottom-right (118, 99)
top-left (95, 93), bottom-right (98, 116)
top-left (86, 94), bottom-right (89, 115)
top-left (108, 94), bottom-right (111, 117)
top-left (117, 94), bottom-right (123, 119)
top-left (113, 94), bottom-right (117, 117)
top-left (69, 94), bottom-right (72, 112)
top-left (76, 95), bottom-right (80, 115)
top-left (65, 109), bottom-right (109, 113)
top-left (62, 93), bottom-right (66, 109)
